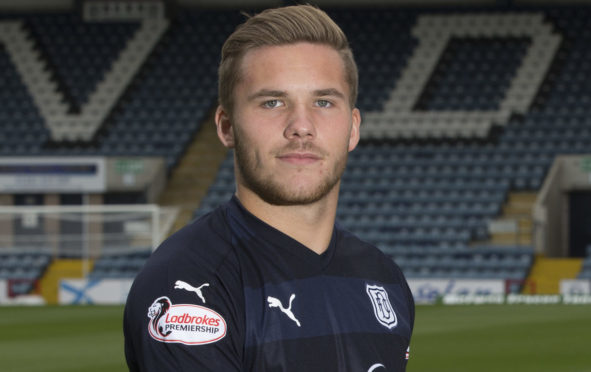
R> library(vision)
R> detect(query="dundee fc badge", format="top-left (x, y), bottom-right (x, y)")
top-left (366, 284), bottom-right (398, 329)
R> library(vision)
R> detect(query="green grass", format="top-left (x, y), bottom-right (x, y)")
top-left (409, 304), bottom-right (591, 372)
top-left (0, 306), bottom-right (127, 372)
top-left (1, 304), bottom-right (590, 371)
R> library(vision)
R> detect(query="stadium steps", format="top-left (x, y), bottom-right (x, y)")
top-left (488, 192), bottom-right (536, 246)
top-left (525, 257), bottom-right (583, 294)
top-left (158, 109), bottom-right (228, 234)
top-left (39, 259), bottom-right (94, 305)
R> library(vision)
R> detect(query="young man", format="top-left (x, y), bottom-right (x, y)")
top-left (124, 5), bottom-right (414, 371)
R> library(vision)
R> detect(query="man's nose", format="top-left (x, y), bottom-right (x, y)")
top-left (284, 104), bottom-right (316, 140)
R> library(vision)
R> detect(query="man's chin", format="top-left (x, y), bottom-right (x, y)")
top-left (251, 181), bottom-right (336, 207)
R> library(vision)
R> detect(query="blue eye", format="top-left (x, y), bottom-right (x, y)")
top-left (263, 100), bottom-right (283, 108)
top-left (316, 100), bottom-right (332, 108)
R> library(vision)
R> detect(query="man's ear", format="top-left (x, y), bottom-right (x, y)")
top-left (215, 105), bottom-right (235, 148)
top-left (348, 108), bottom-right (361, 152)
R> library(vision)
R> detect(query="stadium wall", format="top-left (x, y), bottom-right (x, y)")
top-left (0, 0), bottom-right (72, 11)
top-left (50, 278), bottom-right (591, 305)
top-left (176, 0), bottom-right (591, 6)
top-left (6, 0), bottom-right (591, 12)
top-left (56, 278), bottom-right (508, 305)
top-left (0, 0), bottom-right (495, 10)
top-left (59, 278), bottom-right (133, 305)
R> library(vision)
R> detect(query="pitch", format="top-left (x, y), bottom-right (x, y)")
top-left (0, 306), bottom-right (127, 372)
top-left (409, 304), bottom-right (591, 372)
top-left (0, 304), bottom-right (590, 371)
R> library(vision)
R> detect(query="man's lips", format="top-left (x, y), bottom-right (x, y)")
top-left (277, 152), bottom-right (322, 165)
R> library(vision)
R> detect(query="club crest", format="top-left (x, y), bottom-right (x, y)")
top-left (366, 284), bottom-right (398, 329)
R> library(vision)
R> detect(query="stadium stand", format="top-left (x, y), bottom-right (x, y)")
top-left (89, 249), bottom-right (151, 278)
top-left (3, 5), bottom-right (591, 283)
top-left (0, 250), bottom-right (51, 294)
top-left (0, 9), bottom-right (234, 166)
top-left (193, 6), bottom-right (587, 280)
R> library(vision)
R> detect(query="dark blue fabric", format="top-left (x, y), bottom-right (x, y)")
top-left (244, 277), bottom-right (412, 345)
top-left (124, 197), bottom-right (414, 371)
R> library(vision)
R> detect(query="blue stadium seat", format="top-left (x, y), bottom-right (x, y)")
top-left (5, 6), bottom-right (591, 282)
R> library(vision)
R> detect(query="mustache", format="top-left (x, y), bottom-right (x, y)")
top-left (274, 141), bottom-right (327, 157)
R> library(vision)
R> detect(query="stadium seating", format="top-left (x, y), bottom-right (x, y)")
top-left (0, 251), bottom-right (51, 294)
top-left (0, 10), bottom-right (235, 167)
top-left (89, 250), bottom-right (151, 278)
top-left (391, 245), bottom-right (533, 279)
top-left (5, 5), bottom-right (591, 281)
top-left (0, 251), bottom-right (50, 279)
top-left (192, 6), bottom-right (591, 280)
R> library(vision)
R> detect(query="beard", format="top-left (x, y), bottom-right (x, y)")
top-left (233, 132), bottom-right (348, 206)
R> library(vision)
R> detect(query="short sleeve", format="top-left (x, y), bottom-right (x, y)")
top-left (124, 220), bottom-right (245, 371)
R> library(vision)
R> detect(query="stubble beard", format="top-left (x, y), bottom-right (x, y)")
top-left (233, 133), bottom-right (348, 206)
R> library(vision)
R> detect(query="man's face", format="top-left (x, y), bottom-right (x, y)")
top-left (218, 42), bottom-right (360, 206)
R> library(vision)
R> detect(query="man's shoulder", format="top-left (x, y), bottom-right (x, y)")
top-left (124, 204), bottom-right (246, 371)
top-left (125, 203), bottom-right (243, 317)
top-left (336, 226), bottom-right (390, 260)
top-left (167, 207), bottom-right (230, 246)
top-left (333, 225), bottom-right (405, 281)
top-left (150, 206), bottom-right (234, 269)
top-left (129, 205), bottom-right (237, 292)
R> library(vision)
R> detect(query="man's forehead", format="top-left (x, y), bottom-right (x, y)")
top-left (236, 43), bottom-right (349, 94)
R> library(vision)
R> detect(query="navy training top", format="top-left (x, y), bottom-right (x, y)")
top-left (124, 196), bottom-right (414, 371)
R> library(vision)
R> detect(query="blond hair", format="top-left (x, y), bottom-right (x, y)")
top-left (218, 5), bottom-right (358, 113)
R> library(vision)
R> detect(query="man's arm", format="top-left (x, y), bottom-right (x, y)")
top-left (123, 229), bottom-right (244, 371)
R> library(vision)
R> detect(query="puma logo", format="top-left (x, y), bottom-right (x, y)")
top-left (267, 294), bottom-right (301, 327)
top-left (174, 280), bottom-right (209, 303)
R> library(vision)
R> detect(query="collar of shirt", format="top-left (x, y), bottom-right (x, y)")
top-left (225, 195), bottom-right (337, 272)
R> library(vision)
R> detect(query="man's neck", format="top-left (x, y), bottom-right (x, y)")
top-left (235, 187), bottom-right (339, 255)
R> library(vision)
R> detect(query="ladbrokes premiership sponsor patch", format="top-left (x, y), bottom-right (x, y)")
top-left (147, 296), bottom-right (227, 345)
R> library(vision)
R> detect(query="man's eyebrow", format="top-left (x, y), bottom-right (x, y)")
top-left (314, 88), bottom-right (346, 99)
top-left (247, 89), bottom-right (287, 101)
